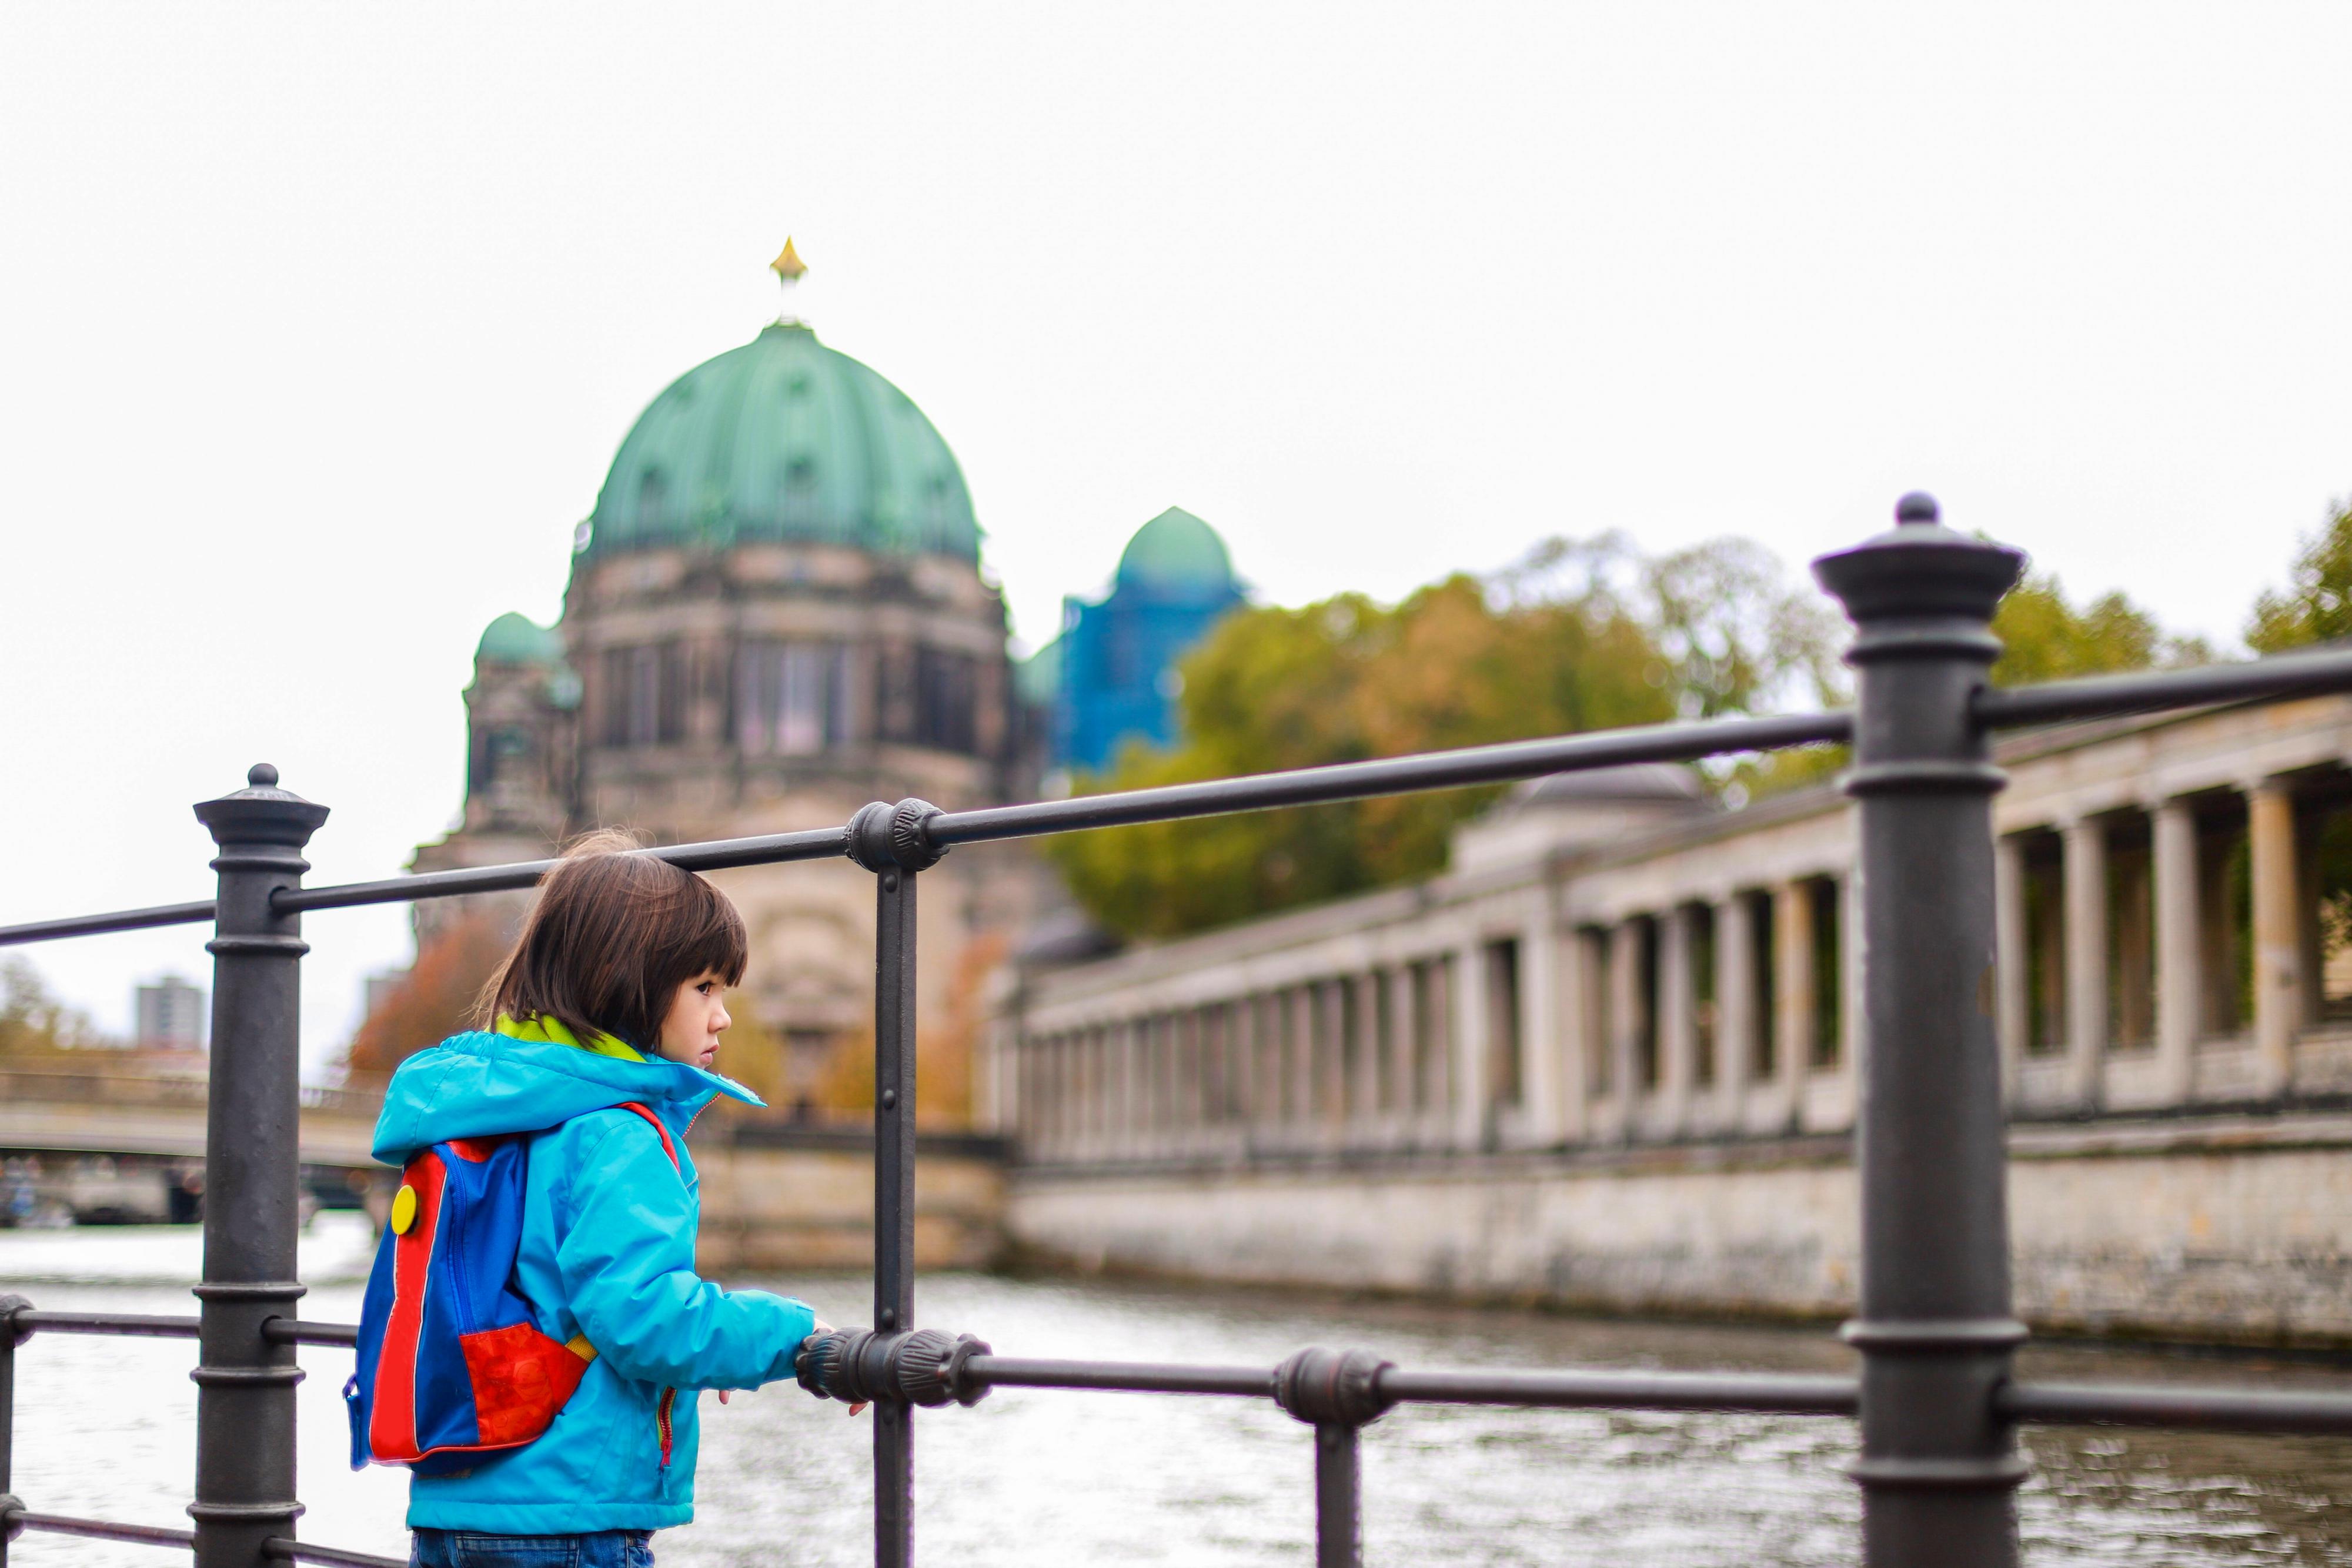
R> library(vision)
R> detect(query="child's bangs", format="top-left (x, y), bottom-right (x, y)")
top-left (674, 874), bottom-right (749, 988)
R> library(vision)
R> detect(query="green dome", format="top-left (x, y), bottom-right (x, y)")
top-left (476, 611), bottom-right (563, 665)
top-left (1115, 507), bottom-right (1235, 594)
top-left (583, 323), bottom-right (978, 562)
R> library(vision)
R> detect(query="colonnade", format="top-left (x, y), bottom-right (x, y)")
top-left (1010, 874), bottom-right (1863, 1164)
top-left (1996, 773), bottom-right (2352, 1113)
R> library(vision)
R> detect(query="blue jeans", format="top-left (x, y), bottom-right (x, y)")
top-left (409, 1530), bottom-right (655, 1568)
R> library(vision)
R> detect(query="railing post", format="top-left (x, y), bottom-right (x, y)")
top-left (0, 1295), bottom-right (24, 1568)
top-left (848, 799), bottom-right (946, 1568)
top-left (1274, 1347), bottom-right (1394, 1568)
top-left (1312, 1423), bottom-right (1360, 1568)
top-left (190, 765), bottom-right (329, 1568)
top-left (1814, 497), bottom-right (2025, 1567)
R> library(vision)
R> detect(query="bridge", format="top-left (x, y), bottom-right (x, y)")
top-left (0, 1064), bottom-right (380, 1165)
top-left (0, 1064), bottom-right (381, 1226)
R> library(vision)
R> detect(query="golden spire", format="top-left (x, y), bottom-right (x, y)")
top-left (770, 237), bottom-right (807, 282)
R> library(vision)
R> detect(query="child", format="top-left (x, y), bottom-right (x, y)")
top-left (369, 832), bottom-right (826, 1568)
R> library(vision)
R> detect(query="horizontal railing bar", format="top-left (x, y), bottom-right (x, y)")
top-left (276, 825), bottom-right (851, 914)
top-left (1974, 646), bottom-right (2352, 728)
top-left (1377, 1367), bottom-right (1860, 1415)
top-left (2000, 1379), bottom-right (2352, 1434)
top-left (930, 710), bottom-right (1855, 849)
top-left (960, 1354), bottom-right (1860, 1415)
top-left (4, 1507), bottom-right (195, 1550)
top-left (963, 1355), bottom-right (1272, 1396)
top-left (14, 1309), bottom-right (200, 1339)
top-left (263, 1318), bottom-right (359, 1348)
top-left (7, 1309), bottom-right (358, 1346)
top-left (263, 1537), bottom-right (406, 1568)
top-left (0, 898), bottom-right (216, 948)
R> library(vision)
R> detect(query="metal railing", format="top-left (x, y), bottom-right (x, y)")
top-left (9, 494), bottom-right (2352, 1567)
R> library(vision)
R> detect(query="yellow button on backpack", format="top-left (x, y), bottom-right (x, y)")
top-left (389, 1183), bottom-right (418, 1235)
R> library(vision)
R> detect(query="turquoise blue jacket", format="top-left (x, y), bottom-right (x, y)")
top-left (370, 1031), bottom-right (816, 1533)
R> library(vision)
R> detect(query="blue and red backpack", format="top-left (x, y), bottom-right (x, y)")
top-left (345, 1102), bottom-right (679, 1475)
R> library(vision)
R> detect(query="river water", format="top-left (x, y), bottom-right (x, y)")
top-left (6, 1216), bottom-right (2352, 1566)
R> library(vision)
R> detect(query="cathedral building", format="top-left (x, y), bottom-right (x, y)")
top-left (415, 245), bottom-right (1043, 1099)
top-left (410, 243), bottom-right (1248, 1105)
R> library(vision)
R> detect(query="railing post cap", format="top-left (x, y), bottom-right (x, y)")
top-left (1272, 1345), bottom-right (1395, 1427)
top-left (1811, 491), bottom-right (2023, 630)
top-left (846, 798), bottom-right (946, 873)
top-left (192, 763), bottom-right (330, 847)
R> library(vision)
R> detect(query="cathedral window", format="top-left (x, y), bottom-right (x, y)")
top-left (735, 640), bottom-right (851, 755)
top-left (914, 647), bottom-right (978, 755)
top-left (600, 644), bottom-right (685, 748)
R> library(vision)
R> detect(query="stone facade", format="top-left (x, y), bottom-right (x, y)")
top-left (986, 693), bottom-right (2352, 1343)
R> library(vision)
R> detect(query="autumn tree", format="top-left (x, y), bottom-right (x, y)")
top-left (344, 915), bottom-right (510, 1080)
top-left (0, 957), bottom-right (108, 1057)
top-left (2247, 497), bottom-right (2352, 653)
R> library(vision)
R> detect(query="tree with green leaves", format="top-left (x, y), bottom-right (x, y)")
top-left (1047, 534), bottom-right (1838, 941)
top-left (2247, 497), bottom-right (2352, 653)
top-left (1990, 570), bottom-right (2207, 686)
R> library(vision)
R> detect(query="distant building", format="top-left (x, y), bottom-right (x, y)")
top-left (134, 977), bottom-right (205, 1052)
top-left (1039, 507), bottom-right (1246, 774)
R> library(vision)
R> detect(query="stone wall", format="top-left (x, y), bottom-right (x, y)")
top-left (1005, 1111), bottom-right (2352, 1346)
top-left (689, 1129), bottom-right (1007, 1274)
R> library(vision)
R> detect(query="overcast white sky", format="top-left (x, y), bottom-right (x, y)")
top-left (4, 3), bottom-right (2348, 1071)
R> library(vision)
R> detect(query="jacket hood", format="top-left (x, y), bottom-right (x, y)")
top-left (371, 1030), bottom-right (763, 1164)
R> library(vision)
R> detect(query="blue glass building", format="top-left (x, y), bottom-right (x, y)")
top-left (1041, 507), bottom-right (1246, 773)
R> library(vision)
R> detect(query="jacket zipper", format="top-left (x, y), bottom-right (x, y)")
top-left (656, 1386), bottom-right (676, 1468)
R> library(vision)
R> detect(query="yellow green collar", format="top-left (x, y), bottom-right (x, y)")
top-left (494, 1013), bottom-right (646, 1063)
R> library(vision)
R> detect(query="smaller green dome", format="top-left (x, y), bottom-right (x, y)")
top-left (1115, 507), bottom-right (1235, 595)
top-left (477, 613), bottom-right (564, 666)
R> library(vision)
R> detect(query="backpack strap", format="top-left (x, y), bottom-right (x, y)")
top-left (613, 1101), bottom-right (681, 1171)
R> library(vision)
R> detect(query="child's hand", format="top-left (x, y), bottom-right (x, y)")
top-left (799, 1320), bottom-right (867, 1416)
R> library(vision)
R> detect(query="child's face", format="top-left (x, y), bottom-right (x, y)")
top-left (656, 968), bottom-right (732, 1068)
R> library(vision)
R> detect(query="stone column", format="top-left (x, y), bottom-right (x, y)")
top-left (1716, 895), bottom-right (1755, 1122)
top-left (1516, 922), bottom-right (1562, 1145)
top-left (1230, 995), bottom-right (1258, 1137)
top-left (1068, 1027), bottom-right (1091, 1160)
top-left (1094, 1019), bottom-right (1119, 1158)
top-left (1326, 979), bottom-right (1354, 1133)
top-left (2063, 818), bottom-right (2109, 1108)
top-left (1288, 988), bottom-right (1317, 1135)
top-left (1349, 973), bottom-right (1382, 1138)
top-left (1552, 930), bottom-right (1590, 1145)
top-left (1659, 906), bottom-right (1696, 1134)
top-left (1603, 921), bottom-right (1639, 1138)
top-left (1993, 834), bottom-right (2027, 1102)
top-left (1774, 881), bottom-right (1814, 1122)
top-left (2152, 799), bottom-right (2201, 1104)
top-left (2250, 778), bottom-right (2302, 1097)
top-left (1842, 872), bottom-right (1864, 1077)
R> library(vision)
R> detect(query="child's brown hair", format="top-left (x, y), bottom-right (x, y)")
top-left (479, 828), bottom-right (748, 1055)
